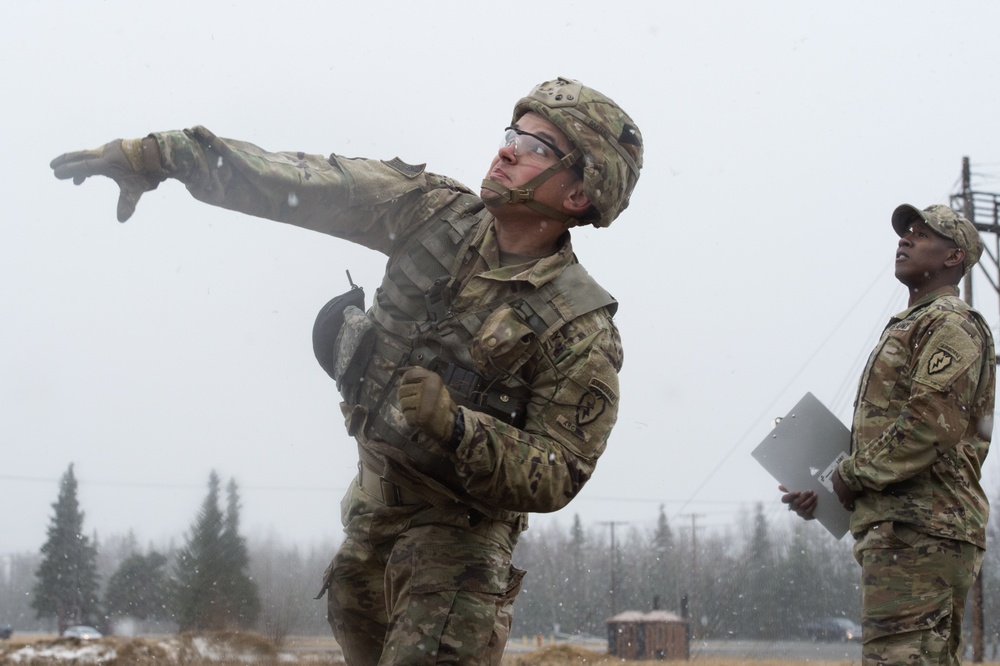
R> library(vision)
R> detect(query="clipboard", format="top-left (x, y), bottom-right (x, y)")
top-left (751, 392), bottom-right (852, 539)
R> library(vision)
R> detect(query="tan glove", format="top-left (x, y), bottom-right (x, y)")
top-left (397, 367), bottom-right (459, 443)
top-left (50, 137), bottom-right (165, 223)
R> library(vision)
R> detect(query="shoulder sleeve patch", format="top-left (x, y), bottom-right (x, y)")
top-left (573, 378), bottom-right (619, 427)
top-left (382, 157), bottom-right (426, 179)
top-left (915, 321), bottom-right (981, 391)
top-left (927, 349), bottom-right (954, 375)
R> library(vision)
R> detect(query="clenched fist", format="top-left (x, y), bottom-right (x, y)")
top-left (50, 137), bottom-right (165, 222)
top-left (397, 367), bottom-right (459, 443)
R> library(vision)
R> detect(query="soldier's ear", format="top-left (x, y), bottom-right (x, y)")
top-left (944, 247), bottom-right (965, 270)
top-left (562, 185), bottom-right (591, 216)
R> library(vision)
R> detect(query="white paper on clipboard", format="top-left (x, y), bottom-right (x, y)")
top-left (751, 392), bottom-right (853, 539)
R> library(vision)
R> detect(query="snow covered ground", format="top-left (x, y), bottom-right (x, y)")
top-left (0, 632), bottom-right (344, 664)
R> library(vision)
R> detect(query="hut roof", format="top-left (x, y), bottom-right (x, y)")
top-left (606, 610), bottom-right (685, 623)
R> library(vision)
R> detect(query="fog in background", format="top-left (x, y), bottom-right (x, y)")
top-left (4, 1), bottom-right (1000, 556)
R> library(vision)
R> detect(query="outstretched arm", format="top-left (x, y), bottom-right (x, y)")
top-left (50, 127), bottom-right (443, 254)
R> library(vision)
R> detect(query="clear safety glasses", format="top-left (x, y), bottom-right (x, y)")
top-left (501, 126), bottom-right (567, 163)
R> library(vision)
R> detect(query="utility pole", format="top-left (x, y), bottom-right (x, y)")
top-left (961, 157), bottom-right (976, 307)
top-left (679, 513), bottom-right (703, 637)
top-left (958, 157), bottom-right (983, 664)
top-left (950, 156), bottom-right (1000, 321)
top-left (599, 521), bottom-right (628, 615)
top-left (950, 156), bottom-right (1000, 664)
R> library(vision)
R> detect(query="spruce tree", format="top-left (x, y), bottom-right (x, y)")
top-left (173, 471), bottom-right (227, 630)
top-left (220, 478), bottom-right (260, 628)
top-left (31, 464), bottom-right (101, 633)
top-left (172, 471), bottom-right (260, 630)
top-left (104, 551), bottom-right (169, 622)
top-left (650, 504), bottom-right (678, 611)
top-left (734, 502), bottom-right (780, 638)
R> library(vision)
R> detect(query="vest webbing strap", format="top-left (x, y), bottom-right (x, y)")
top-left (512, 263), bottom-right (617, 339)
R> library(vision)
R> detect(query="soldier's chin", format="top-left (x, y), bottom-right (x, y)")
top-left (480, 189), bottom-right (504, 208)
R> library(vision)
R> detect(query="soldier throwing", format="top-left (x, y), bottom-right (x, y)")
top-left (783, 205), bottom-right (995, 666)
top-left (51, 77), bottom-right (643, 665)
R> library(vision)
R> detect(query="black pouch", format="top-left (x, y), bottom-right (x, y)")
top-left (312, 271), bottom-right (365, 381)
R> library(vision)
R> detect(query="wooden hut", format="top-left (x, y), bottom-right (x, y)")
top-left (607, 610), bottom-right (688, 660)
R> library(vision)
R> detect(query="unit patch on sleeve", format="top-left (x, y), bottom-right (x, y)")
top-left (575, 378), bottom-right (618, 426)
top-left (927, 349), bottom-right (954, 375)
top-left (915, 325), bottom-right (977, 391)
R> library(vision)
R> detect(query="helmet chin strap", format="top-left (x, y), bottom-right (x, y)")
top-left (481, 149), bottom-right (582, 225)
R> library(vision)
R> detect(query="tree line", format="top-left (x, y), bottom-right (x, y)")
top-left (5, 466), bottom-right (1000, 645)
top-left (510, 505), bottom-right (861, 641)
top-left (13, 465), bottom-right (266, 638)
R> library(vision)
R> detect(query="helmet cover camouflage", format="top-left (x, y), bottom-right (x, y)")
top-left (513, 77), bottom-right (643, 227)
top-left (891, 203), bottom-right (983, 274)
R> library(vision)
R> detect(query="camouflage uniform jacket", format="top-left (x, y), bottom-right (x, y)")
top-left (152, 126), bottom-right (623, 521)
top-left (838, 285), bottom-right (995, 547)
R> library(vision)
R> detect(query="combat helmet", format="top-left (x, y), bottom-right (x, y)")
top-left (511, 77), bottom-right (643, 228)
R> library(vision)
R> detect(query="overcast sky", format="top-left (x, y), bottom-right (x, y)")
top-left (4, 1), bottom-right (1000, 557)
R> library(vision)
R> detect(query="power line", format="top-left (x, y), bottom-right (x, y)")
top-left (671, 262), bottom-right (893, 521)
top-left (829, 285), bottom-right (901, 415)
top-left (0, 474), bottom-right (343, 494)
top-left (582, 495), bottom-right (768, 506)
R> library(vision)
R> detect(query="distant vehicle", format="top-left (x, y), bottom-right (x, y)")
top-left (0, 624), bottom-right (11, 639)
top-left (804, 617), bottom-right (862, 642)
top-left (62, 625), bottom-right (102, 640)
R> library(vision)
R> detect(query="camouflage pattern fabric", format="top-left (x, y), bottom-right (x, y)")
top-left (839, 286), bottom-right (995, 546)
top-left (512, 77), bottom-right (643, 228)
top-left (152, 127), bottom-right (622, 518)
top-left (837, 285), bottom-right (995, 662)
top-left (854, 522), bottom-right (983, 665)
top-left (150, 126), bottom-right (622, 663)
top-left (321, 483), bottom-right (523, 665)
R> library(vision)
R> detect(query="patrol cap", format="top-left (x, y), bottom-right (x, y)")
top-left (891, 203), bottom-right (983, 273)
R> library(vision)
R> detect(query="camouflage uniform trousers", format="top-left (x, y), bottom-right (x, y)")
top-left (320, 479), bottom-right (525, 666)
top-left (853, 521), bottom-right (983, 666)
